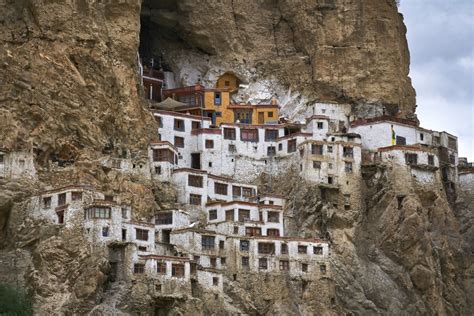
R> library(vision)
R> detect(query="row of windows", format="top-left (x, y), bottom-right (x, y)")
top-left (42, 191), bottom-right (83, 208)
top-left (186, 179), bottom-right (255, 197)
top-left (208, 209), bottom-right (280, 223)
top-left (240, 257), bottom-right (326, 273)
top-left (134, 263), bottom-right (185, 277)
top-left (152, 149), bottom-right (176, 164)
top-left (156, 117), bottom-right (203, 131)
top-left (85, 207), bottom-right (111, 219)
top-left (237, 241), bottom-right (323, 255)
top-left (312, 161), bottom-right (353, 173)
top-left (405, 153), bottom-right (436, 166)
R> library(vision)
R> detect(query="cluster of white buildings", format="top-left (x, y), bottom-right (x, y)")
top-left (2, 90), bottom-right (466, 298)
top-left (28, 175), bottom-right (330, 295)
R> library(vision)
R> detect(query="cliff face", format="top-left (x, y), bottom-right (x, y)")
top-left (142, 0), bottom-right (416, 118)
top-left (0, 0), bottom-right (155, 163)
top-left (0, 1), bottom-right (470, 315)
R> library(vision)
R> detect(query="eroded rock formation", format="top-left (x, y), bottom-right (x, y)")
top-left (0, 0), bottom-right (471, 315)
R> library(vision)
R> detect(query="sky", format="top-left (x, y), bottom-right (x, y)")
top-left (399, 0), bottom-right (474, 159)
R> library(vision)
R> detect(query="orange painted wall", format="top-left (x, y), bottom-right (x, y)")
top-left (216, 73), bottom-right (239, 91)
top-left (204, 91), bottom-right (233, 125)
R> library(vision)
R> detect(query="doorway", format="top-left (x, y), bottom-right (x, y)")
top-left (191, 153), bottom-right (201, 169)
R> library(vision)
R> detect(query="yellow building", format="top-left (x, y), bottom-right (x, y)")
top-left (228, 103), bottom-right (280, 125)
top-left (162, 82), bottom-right (280, 125)
top-left (215, 73), bottom-right (239, 92)
top-left (203, 88), bottom-right (233, 126)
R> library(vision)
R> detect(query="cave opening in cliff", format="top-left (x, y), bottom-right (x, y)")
top-left (139, 0), bottom-right (178, 71)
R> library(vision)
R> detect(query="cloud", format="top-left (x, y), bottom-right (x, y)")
top-left (399, 0), bottom-right (474, 159)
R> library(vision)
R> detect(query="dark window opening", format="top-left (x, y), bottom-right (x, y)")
top-left (215, 182), bottom-right (228, 195)
top-left (174, 119), bottom-right (185, 131)
top-left (288, 139), bottom-right (297, 153)
top-left (265, 129), bottom-right (279, 141)
top-left (312, 144), bottom-right (323, 155)
top-left (58, 193), bottom-right (67, 206)
top-left (279, 260), bottom-right (290, 271)
top-left (188, 175), bottom-right (203, 187)
top-left (189, 194), bottom-right (201, 205)
top-left (57, 211), bottom-right (64, 224)
top-left (258, 242), bottom-right (275, 254)
top-left (214, 92), bottom-right (222, 105)
top-left (134, 263), bottom-right (144, 274)
top-left (209, 209), bottom-right (218, 220)
top-left (224, 128), bottom-right (236, 140)
top-left (136, 229), bottom-right (149, 241)
top-left (156, 212), bottom-right (173, 225)
top-left (202, 236), bottom-right (215, 250)
top-left (172, 264), bottom-right (185, 277)
top-left (396, 136), bottom-right (406, 145)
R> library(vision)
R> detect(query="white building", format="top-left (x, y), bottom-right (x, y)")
top-left (349, 116), bottom-right (433, 150)
top-left (205, 200), bottom-right (285, 237)
top-left (225, 236), bottom-right (329, 278)
top-left (0, 150), bottom-right (36, 179)
top-left (149, 141), bottom-right (179, 181)
top-left (171, 168), bottom-right (258, 209)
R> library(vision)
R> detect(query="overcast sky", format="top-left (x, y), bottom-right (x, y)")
top-left (399, 0), bottom-right (474, 159)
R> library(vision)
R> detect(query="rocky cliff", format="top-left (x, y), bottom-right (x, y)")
top-left (0, 0), bottom-right (471, 315)
top-left (141, 0), bottom-right (416, 118)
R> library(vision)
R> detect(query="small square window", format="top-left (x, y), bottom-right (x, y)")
top-left (134, 263), bottom-right (144, 274)
top-left (192, 121), bottom-right (201, 130)
top-left (155, 166), bottom-right (161, 174)
top-left (174, 136), bottom-right (185, 148)
top-left (102, 227), bottom-right (109, 237)
top-left (327, 146), bottom-right (333, 153)
top-left (214, 92), bottom-right (222, 105)
top-left (213, 277), bottom-right (219, 286)
top-left (302, 263), bottom-right (308, 272)
top-left (43, 196), bottom-right (52, 209)
top-left (268, 112), bottom-right (274, 118)
top-left (317, 122), bottom-right (324, 129)
top-left (329, 163), bottom-right (333, 169)
top-left (209, 209), bottom-right (218, 220)
top-left (205, 139), bottom-right (214, 149)
top-left (313, 161), bottom-right (321, 169)
top-left (428, 155), bottom-right (435, 166)
top-left (298, 245), bottom-right (307, 254)
top-left (278, 143), bottom-right (283, 151)
top-left (174, 119), bottom-right (185, 131)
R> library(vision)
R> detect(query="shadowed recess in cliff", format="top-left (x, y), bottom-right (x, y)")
top-left (138, 0), bottom-right (416, 119)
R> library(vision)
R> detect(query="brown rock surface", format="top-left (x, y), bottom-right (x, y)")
top-left (142, 0), bottom-right (416, 118)
top-left (0, 0), bottom-right (471, 315)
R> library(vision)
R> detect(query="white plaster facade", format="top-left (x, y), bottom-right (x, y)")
top-left (350, 119), bottom-right (433, 150)
top-left (0, 150), bottom-right (36, 179)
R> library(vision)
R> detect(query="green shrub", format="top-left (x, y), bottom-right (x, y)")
top-left (0, 283), bottom-right (32, 316)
